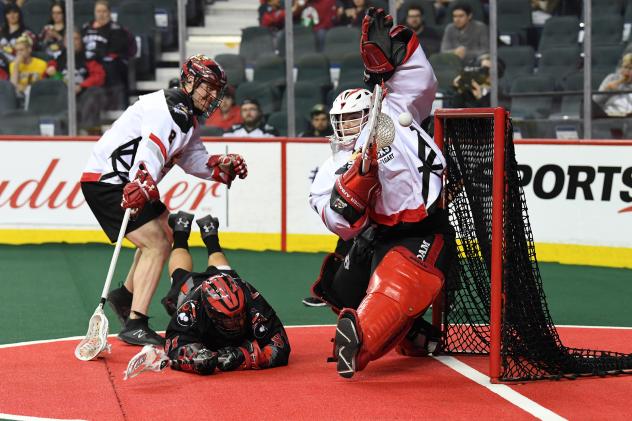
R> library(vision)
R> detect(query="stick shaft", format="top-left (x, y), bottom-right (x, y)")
top-left (361, 84), bottom-right (384, 174)
top-left (100, 208), bottom-right (132, 300)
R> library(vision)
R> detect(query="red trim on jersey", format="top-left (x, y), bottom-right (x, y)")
top-left (369, 202), bottom-right (428, 226)
top-left (425, 234), bottom-right (444, 267)
top-left (149, 133), bottom-right (167, 161)
top-left (80, 172), bottom-right (101, 182)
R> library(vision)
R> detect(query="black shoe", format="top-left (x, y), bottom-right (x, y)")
top-left (168, 211), bottom-right (194, 234)
top-left (196, 214), bottom-right (219, 238)
top-left (107, 285), bottom-right (132, 325)
top-left (335, 315), bottom-right (360, 379)
top-left (118, 315), bottom-right (165, 346)
top-left (302, 296), bottom-right (327, 307)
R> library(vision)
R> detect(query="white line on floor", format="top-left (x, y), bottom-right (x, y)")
top-left (0, 413), bottom-right (86, 421)
top-left (433, 356), bottom-right (567, 421)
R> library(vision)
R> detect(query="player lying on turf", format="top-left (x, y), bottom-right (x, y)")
top-left (308, 8), bottom-right (455, 378)
top-left (155, 211), bottom-right (291, 375)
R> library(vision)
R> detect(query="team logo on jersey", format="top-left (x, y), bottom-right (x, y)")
top-left (251, 312), bottom-right (269, 338)
top-left (171, 103), bottom-right (190, 118)
top-left (378, 146), bottom-right (394, 164)
top-left (176, 300), bottom-right (198, 327)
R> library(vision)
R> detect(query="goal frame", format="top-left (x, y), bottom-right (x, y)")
top-left (432, 107), bottom-right (509, 383)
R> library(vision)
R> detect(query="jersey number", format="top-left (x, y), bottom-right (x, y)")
top-left (409, 126), bottom-right (443, 203)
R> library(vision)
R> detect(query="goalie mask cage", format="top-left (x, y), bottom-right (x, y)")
top-left (432, 107), bottom-right (632, 383)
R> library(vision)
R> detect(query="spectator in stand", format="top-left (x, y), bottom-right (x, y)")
top-left (299, 104), bottom-right (333, 136)
top-left (81, 0), bottom-right (136, 109)
top-left (1, 3), bottom-right (36, 64)
top-left (204, 86), bottom-right (242, 131)
top-left (304, 0), bottom-right (337, 51)
top-left (223, 99), bottom-right (279, 137)
top-left (593, 53), bottom-right (632, 117)
top-left (40, 1), bottom-right (66, 59)
top-left (259, 0), bottom-right (302, 32)
top-left (451, 53), bottom-right (504, 108)
top-left (405, 5), bottom-right (441, 57)
top-left (334, 0), bottom-right (368, 27)
top-left (440, 2), bottom-right (488, 63)
top-left (531, 0), bottom-right (560, 26)
top-left (46, 30), bottom-right (106, 131)
top-left (9, 34), bottom-right (46, 102)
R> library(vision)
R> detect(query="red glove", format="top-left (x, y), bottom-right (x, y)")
top-left (121, 166), bottom-right (159, 216)
top-left (207, 153), bottom-right (248, 187)
top-left (329, 147), bottom-right (380, 225)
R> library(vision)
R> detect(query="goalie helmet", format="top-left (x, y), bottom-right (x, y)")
top-left (180, 54), bottom-right (227, 118)
top-left (200, 274), bottom-right (246, 339)
top-left (329, 88), bottom-right (372, 152)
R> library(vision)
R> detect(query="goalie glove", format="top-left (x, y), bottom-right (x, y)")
top-left (207, 153), bottom-right (248, 187)
top-left (121, 164), bottom-right (159, 216)
top-left (360, 7), bottom-right (419, 84)
top-left (329, 148), bottom-right (380, 226)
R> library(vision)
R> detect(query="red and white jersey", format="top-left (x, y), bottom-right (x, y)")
top-left (309, 45), bottom-right (444, 240)
top-left (82, 88), bottom-right (214, 185)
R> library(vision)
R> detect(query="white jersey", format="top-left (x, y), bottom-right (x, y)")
top-left (309, 45), bottom-right (444, 240)
top-left (222, 122), bottom-right (279, 138)
top-left (82, 88), bottom-right (214, 185)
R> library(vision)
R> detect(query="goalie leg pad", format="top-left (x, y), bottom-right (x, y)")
top-left (348, 246), bottom-right (444, 372)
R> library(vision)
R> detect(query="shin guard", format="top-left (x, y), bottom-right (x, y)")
top-left (336, 247), bottom-right (444, 376)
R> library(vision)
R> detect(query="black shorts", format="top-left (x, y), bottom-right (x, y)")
top-left (81, 181), bottom-right (167, 243)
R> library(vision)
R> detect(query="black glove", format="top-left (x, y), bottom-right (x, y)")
top-left (361, 7), bottom-right (416, 85)
top-left (217, 346), bottom-right (246, 371)
top-left (170, 344), bottom-right (218, 375)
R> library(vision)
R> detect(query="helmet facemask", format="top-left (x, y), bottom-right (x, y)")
top-left (330, 110), bottom-right (370, 152)
top-left (200, 275), bottom-right (246, 339)
top-left (181, 54), bottom-right (227, 119)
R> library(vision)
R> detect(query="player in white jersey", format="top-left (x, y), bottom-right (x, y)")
top-left (80, 55), bottom-right (248, 346)
top-left (308, 8), bottom-right (455, 378)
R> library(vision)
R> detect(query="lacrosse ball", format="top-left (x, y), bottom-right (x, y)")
top-left (398, 112), bottom-right (413, 127)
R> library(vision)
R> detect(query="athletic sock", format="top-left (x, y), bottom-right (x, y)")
top-left (173, 231), bottom-right (189, 250)
top-left (203, 235), bottom-right (222, 255)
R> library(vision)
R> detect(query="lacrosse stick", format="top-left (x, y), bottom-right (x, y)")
top-left (124, 345), bottom-right (171, 380)
top-left (361, 82), bottom-right (395, 174)
top-left (74, 208), bottom-right (132, 361)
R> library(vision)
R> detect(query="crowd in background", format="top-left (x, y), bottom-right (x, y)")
top-left (2, 0), bottom-right (632, 137)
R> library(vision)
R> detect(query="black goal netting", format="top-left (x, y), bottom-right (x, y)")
top-left (439, 113), bottom-right (632, 381)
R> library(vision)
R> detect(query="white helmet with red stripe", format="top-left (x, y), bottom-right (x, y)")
top-left (329, 88), bottom-right (372, 152)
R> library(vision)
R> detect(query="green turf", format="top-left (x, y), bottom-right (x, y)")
top-left (0, 244), bottom-right (630, 344)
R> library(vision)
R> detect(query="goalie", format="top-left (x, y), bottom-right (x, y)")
top-left (308, 8), bottom-right (455, 378)
top-left (159, 211), bottom-right (290, 375)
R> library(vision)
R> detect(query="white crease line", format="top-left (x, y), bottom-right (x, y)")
top-left (0, 413), bottom-right (86, 421)
top-left (433, 356), bottom-right (567, 421)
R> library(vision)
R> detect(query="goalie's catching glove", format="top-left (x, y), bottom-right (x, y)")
top-left (207, 153), bottom-right (248, 187)
top-left (360, 7), bottom-right (419, 84)
top-left (121, 165), bottom-right (159, 216)
top-left (329, 146), bottom-right (380, 226)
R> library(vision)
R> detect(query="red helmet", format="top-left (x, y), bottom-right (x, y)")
top-left (200, 274), bottom-right (246, 338)
top-left (180, 54), bottom-right (227, 117)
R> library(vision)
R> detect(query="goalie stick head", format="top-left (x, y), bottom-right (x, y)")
top-left (329, 88), bottom-right (372, 152)
top-left (201, 274), bottom-right (246, 339)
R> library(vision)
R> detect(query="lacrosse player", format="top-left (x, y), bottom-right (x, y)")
top-left (308, 8), bottom-right (455, 378)
top-left (80, 54), bottom-right (248, 346)
top-left (158, 211), bottom-right (290, 374)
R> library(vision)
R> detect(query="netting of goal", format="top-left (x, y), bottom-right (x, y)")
top-left (432, 108), bottom-right (632, 382)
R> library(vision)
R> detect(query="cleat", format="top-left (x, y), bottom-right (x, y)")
top-left (168, 211), bottom-right (194, 234)
top-left (335, 316), bottom-right (360, 378)
top-left (118, 317), bottom-right (165, 346)
top-left (107, 285), bottom-right (132, 325)
top-left (196, 214), bottom-right (219, 238)
top-left (302, 296), bottom-right (327, 307)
